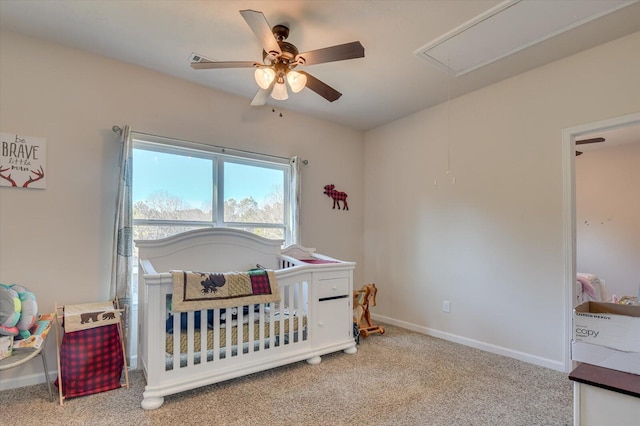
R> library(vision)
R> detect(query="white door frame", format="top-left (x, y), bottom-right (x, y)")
top-left (561, 111), bottom-right (640, 372)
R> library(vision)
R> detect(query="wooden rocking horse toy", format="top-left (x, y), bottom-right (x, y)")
top-left (353, 283), bottom-right (384, 338)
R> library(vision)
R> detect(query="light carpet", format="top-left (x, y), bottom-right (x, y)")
top-left (0, 324), bottom-right (572, 425)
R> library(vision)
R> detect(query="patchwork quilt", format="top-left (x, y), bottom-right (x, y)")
top-left (171, 269), bottom-right (280, 312)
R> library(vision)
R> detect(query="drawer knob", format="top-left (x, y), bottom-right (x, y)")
top-left (318, 321), bottom-right (324, 327)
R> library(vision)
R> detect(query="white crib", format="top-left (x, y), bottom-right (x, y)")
top-left (136, 228), bottom-right (356, 410)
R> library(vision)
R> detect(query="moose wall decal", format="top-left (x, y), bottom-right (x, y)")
top-left (323, 184), bottom-right (349, 211)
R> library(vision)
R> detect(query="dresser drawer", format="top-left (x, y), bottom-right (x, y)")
top-left (316, 277), bottom-right (350, 301)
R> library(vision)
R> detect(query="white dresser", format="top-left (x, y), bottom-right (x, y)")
top-left (569, 363), bottom-right (640, 426)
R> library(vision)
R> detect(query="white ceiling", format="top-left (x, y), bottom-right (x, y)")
top-left (1, 0), bottom-right (639, 131)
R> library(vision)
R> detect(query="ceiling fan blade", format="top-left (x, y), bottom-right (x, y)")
top-left (250, 84), bottom-right (275, 106)
top-left (299, 71), bottom-right (342, 102)
top-left (576, 137), bottom-right (605, 145)
top-left (296, 41), bottom-right (364, 66)
top-left (191, 60), bottom-right (258, 70)
top-left (240, 9), bottom-right (282, 58)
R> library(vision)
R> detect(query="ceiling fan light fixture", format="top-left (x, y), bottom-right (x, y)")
top-left (254, 67), bottom-right (276, 89)
top-left (194, 10), bottom-right (364, 105)
top-left (286, 70), bottom-right (307, 93)
top-left (271, 81), bottom-right (289, 100)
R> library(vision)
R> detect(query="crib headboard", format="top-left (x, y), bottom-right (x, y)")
top-left (135, 228), bottom-right (284, 274)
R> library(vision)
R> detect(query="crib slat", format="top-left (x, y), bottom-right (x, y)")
top-left (213, 309), bottom-right (220, 362)
top-left (172, 312), bottom-right (180, 370)
top-left (186, 311), bottom-right (194, 367)
top-left (288, 284), bottom-right (294, 344)
top-left (199, 309), bottom-right (206, 364)
top-left (278, 291), bottom-right (284, 346)
top-left (237, 308), bottom-right (244, 357)
top-left (298, 282), bottom-right (302, 342)
top-left (296, 281), bottom-right (302, 343)
top-left (225, 311), bottom-right (232, 358)
top-left (259, 304), bottom-right (265, 351)
top-left (269, 300), bottom-right (275, 349)
top-left (248, 305), bottom-right (254, 354)
top-left (304, 281), bottom-right (308, 341)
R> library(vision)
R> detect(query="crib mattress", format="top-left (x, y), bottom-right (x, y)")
top-left (166, 316), bottom-right (307, 354)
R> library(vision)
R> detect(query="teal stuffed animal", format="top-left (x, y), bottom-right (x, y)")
top-left (11, 285), bottom-right (38, 339)
top-left (0, 284), bottom-right (38, 339)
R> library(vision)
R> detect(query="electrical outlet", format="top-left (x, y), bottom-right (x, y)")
top-left (442, 300), bottom-right (450, 313)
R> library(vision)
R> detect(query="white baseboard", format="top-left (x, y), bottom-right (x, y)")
top-left (0, 356), bottom-right (138, 392)
top-left (0, 371), bottom-right (55, 392)
top-left (372, 313), bottom-right (565, 372)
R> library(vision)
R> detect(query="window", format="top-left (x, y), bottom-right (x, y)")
top-left (132, 134), bottom-right (295, 245)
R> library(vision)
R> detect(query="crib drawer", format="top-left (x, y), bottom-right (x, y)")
top-left (316, 277), bottom-right (350, 300)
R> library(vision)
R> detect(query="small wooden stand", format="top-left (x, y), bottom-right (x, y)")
top-left (353, 283), bottom-right (385, 338)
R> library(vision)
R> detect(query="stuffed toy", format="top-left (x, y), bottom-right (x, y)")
top-left (11, 285), bottom-right (38, 339)
top-left (0, 285), bottom-right (21, 336)
top-left (0, 284), bottom-right (38, 339)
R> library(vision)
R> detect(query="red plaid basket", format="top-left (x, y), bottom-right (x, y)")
top-left (55, 324), bottom-right (124, 398)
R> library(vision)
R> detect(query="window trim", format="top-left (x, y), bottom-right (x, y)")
top-left (132, 132), bottom-right (293, 245)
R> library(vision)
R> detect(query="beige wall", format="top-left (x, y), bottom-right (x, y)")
top-left (364, 32), bottom-right (640, 369)
top-left (576, 141), bottom-right (640, 298)
top-left (0, 30), bottom-right (364, 387)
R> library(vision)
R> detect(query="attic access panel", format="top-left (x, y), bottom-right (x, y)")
top-left (414, 0), bottom-right (636, 76)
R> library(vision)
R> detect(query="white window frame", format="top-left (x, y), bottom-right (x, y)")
top-left (132, 132), bottom-right (294, 245)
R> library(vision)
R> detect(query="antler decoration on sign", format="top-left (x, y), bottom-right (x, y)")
top-left (0, 166), bottom-right (17, 186)
top-left (23, 166), bottom-right (45, 187)
top-left (0, 165), bottom-right (45, 187)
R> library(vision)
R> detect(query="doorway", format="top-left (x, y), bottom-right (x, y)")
top-left (561, 112), bottom-right (640, 372)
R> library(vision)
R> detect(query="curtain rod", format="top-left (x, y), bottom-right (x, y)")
top-left (112, 125), bottom-right (308, 164)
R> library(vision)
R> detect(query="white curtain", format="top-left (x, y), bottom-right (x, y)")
top-left (110, 125), bottom-right (133, 306)
top-left (289, 156), bottom-right (301, 244)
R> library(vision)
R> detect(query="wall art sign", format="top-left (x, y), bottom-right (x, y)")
top-left (0, 132), bottom-right (47, 189)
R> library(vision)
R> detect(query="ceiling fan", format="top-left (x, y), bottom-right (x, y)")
top-left (190, 9), bottom-right (365, 106)
top-left (575, 137), bottom-right (605, 156)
